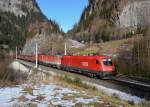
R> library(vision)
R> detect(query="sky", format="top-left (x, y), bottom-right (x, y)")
top-left (36, 0), bottom-right (88, 32)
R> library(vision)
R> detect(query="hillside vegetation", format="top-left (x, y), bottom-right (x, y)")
top-left (68, 0), bottom-right (149, 43)
top-left (68, 0), bottom-right (122, 43)
top-left (0, 49), bottom-right (15, 82)
top-left (117, 31), bottom-right (150, 79)
top-left (0, 0), bottom-right (62, 50)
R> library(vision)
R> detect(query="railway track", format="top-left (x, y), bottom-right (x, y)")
top-left (19, 59), bottom-right (150, 89)
top-left (17, 59), bottom-right (150, 99)
top-left (110, 76), bottom-right (150, 99)
top-left (128, 76), bottom-right (150, 84)
top-left (111, 76), bottom-right (150, 91)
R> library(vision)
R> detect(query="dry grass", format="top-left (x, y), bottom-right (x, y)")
top-left (0, 50), bottom-right (25, 86)
top-left (23, 87), bottom-right (34, 95)
top-left (97, 36), bottom-right (142, 54)
top-left (0, 52), bottom-right (16, 83)
top-left (18, 95), bottom-right (28, 102)
top-left (26, 67), bottom-right (149, 107)
top-left (44, 74), bottom-right (142, 107)
top-left (72, 35), bottom-right (142, 56)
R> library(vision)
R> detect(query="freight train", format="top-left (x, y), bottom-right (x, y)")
top-left (18, 54), bottom-right (115, 79)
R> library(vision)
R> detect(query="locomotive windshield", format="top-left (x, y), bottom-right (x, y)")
top-left (103, 58), bottom-right (112, 66)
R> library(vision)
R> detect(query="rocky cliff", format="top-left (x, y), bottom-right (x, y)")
top-left (118, 0), bottom-right (150, 28)
top-left (69, 0), bottom-right (150, 43)
top-left (0, 0), bottom-right (40, 17)
top-left (0, 0), bottom-right (61, 50)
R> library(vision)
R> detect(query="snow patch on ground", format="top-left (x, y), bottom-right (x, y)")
top-left (38, 66), bottom-right (144, 104)
top-left (0, 84), bottom-right (101, 106)
top-left (9, 61), bottom-right (29, 73)
top-left (87, 82), bottom-right (143, 104)
top-left (68, 39), bottom-right (85, 48)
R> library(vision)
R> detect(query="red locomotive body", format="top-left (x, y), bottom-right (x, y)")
top-left (38, 55), bottom-right (61, 68)
top-left (61, 56), bottom-right (115, 78)
top-left (18, 54), bottom-right (115, 78)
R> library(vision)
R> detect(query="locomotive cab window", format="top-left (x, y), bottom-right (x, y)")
top-left (96, 60), bottom-right (100, 64)
top-left (103, 58), bottom-right (112, 66)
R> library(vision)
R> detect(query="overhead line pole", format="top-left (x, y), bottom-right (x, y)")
top-left (35, 43), bottom-right (38, 68)
top-left (16, 46), bottom-right (17, 60)
top-left (65, 42), bottom-right (67, 56)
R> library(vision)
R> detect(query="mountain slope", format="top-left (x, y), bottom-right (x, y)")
top-left (69, 0), bottom-right (150, 43)
top-left (0, 0), bottom-right (61, 49)
top-left (68, 0), bottom-right (120, 43)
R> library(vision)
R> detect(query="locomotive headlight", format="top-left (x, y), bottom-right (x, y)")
top-left (103, 58), bottom-right (112, 66)
top-left (108, 59), bottom-right (111, 61)
top-left (103, 59), bottom-right (111, 61)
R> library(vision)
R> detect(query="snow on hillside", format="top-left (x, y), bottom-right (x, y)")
top-left (68, 39), bottom-right (85, 48)
top-left (0, 84), bottom-right (101, 106)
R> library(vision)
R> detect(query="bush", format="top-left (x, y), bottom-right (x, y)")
top-left (62, 75), bottom-right (97, 91)
top-left (0, 50), bottom-right (16, 82)
top-left (116, 30), bottom-right (150, 79)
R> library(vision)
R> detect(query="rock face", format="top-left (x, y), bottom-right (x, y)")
top-left (23, 31), bottom-right (64, 55)
top-left (0, 0), bottom-right (26, 16)
top-left (22, 34), bottom-right (85, 55)
top-left (118, 0), bottom-right (150, 28)
top-left (0, 0), bottom-right (61, 50)
top-left (69, 0), bottom-right (150, 43)
top-left (0, 0), bottom-right (40, 17)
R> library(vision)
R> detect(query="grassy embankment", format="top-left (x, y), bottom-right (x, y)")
top-left (30, 69), bottom-right (149, 107)
top-left (57, 75), bottom-right (149, 107)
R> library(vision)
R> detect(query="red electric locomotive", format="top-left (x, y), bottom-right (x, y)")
top-left (61, 56), bottom-right (115, 78)
top-left (18, 54), bottom-right (115, 78)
